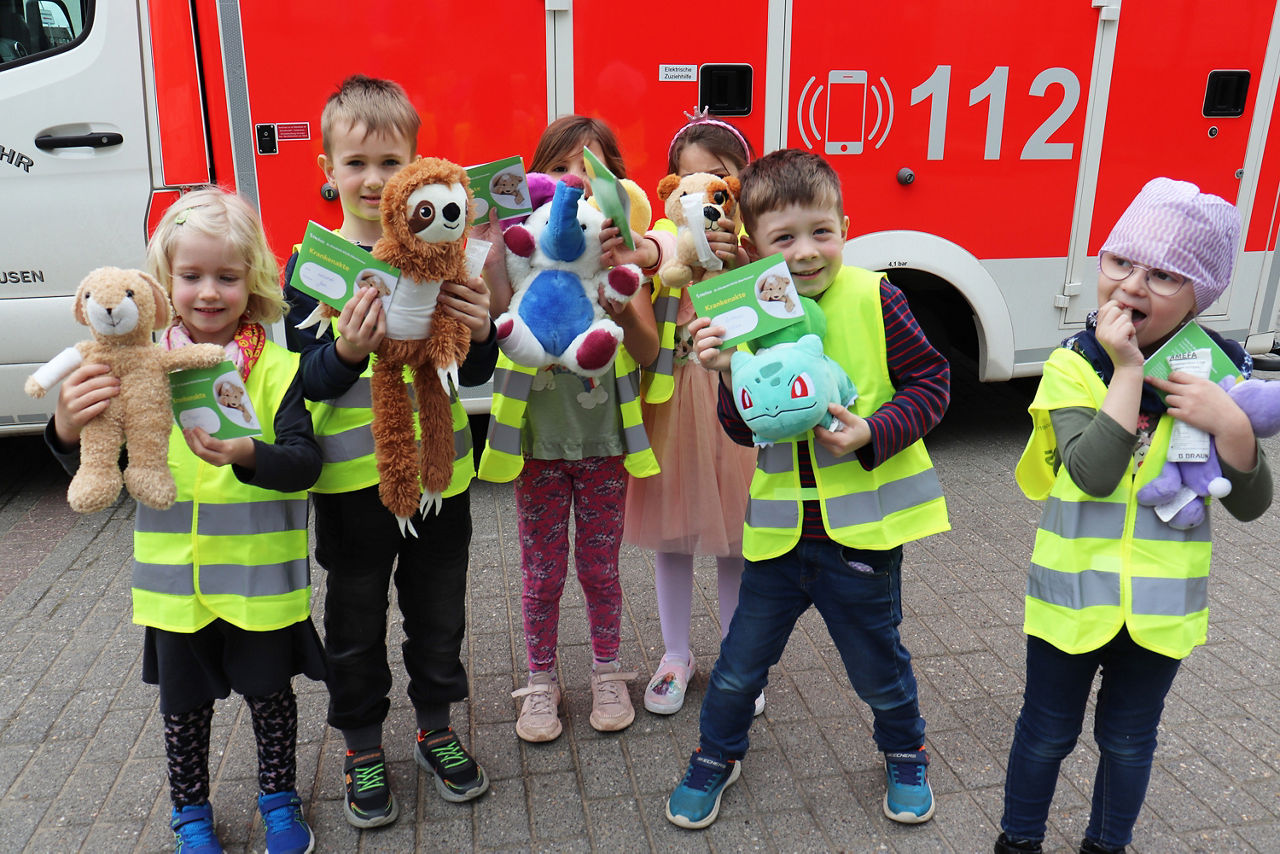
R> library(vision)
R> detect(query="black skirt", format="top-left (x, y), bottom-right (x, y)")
top-left (142, 618), bottom-right (327, 715)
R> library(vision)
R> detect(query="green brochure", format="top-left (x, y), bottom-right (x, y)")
top-left (170, 361), bottom-right (262, 439)
top-left (465, 156), bottom-right (533, 224)
top-left (582, 146), bottom-right (634, 249)
top-left (288, 221), bottom-right (400, 310)
top-left (688, 254), bottom-right (806, 348)
top-left (1143, 320), bottom-right (1243, 400)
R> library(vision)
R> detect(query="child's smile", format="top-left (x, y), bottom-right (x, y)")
top-left (169, 231), bottom-right (250, 346)
top-left (746, 203), bottom-right (849, 298)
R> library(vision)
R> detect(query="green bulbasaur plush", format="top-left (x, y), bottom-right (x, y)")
top-left (730, 296), bottom-right (857, 446)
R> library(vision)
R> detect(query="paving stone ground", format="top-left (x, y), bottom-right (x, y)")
top-left (4, 364), bottom-right (1280, 852)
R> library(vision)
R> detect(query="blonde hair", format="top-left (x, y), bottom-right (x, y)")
top-left (146, 187), bottom-right (286, 325)
top-left (321, 74), bottom-right (420, 155)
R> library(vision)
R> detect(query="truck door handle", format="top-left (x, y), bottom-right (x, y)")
top-left (34, 132), bottom-right (124, 150)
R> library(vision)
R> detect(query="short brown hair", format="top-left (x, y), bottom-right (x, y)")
top-left (737, 149), bottom-right (843, 234)
top-left (530, 115), bottom-right (627, 178)
top-left (321, 75), bottom-right (420, 155)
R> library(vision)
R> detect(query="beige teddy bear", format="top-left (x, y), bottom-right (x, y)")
top-left (214, 378), bottom-right (253, 423)
top-left (25, 267), bottom-right (225, 513)
top-left (491, 172), bottom-right (526, 206)
top-left (655, 171), bottom-right (741, 288)
top-left (757, 273), bottom-right (797, 313)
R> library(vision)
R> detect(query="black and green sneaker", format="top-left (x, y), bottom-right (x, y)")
top-left (415, 728), bottom-right (490, 803)
top-left (343, 747), bottom-right (399, 828)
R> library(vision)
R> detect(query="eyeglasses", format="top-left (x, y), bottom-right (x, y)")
top-left (1099, 252), bottom-right (1187, 296)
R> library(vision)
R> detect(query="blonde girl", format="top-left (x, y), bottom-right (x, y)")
top-left (50, 187), bottom-right (323, 853)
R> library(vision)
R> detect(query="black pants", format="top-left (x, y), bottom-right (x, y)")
top-left (315, 485), bottom-right (472, 733)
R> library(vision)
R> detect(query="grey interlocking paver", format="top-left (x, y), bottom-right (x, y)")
top-left (6, 364), bottom-right (1280, 852)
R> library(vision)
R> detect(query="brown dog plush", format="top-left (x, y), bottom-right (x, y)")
top-left (655, 171), bottom-right (741, 288)
top-left (25, 267), bottom-right (225, 513)
top-left (370, 158), bottom-right (475, 533)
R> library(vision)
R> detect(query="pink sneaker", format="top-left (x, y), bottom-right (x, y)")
top-left (512, 672), bottom-right (562, 742)
top-left (644, 652), bottom-right (695, 715)
top-left (589, 660), bottom-right (637, 731)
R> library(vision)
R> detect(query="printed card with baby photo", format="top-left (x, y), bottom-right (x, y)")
top-left (170, 362), bottom-right (262, 439)
top-left (688, 254), bottom-right (805, 348)
top-left (465, 156), bottom-right (533, 224)
top-left (288, 220), bottom-right (400, 313)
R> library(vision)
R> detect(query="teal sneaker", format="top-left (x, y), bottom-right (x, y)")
top-left (883, 747), bottom-right (936, 824)
top-left (257, 790), bottom-right (314, 853)
top-left (665, 750), bottom-right (741, 829)
top-left (171, 803), bottom-right (223, 853)
top-left (415, 727), bottom-right (490, 803)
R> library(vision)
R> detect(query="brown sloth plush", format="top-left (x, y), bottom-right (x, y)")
top-left (371, 157), bottom-right (475, 534)
top-left (24, 267), bottom-right (225, 513)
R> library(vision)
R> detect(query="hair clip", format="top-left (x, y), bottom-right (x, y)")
top-left (175, 208), bottom-right (193, 225)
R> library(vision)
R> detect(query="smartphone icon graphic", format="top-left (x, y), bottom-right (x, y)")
top-left (825, 70), bottom-right (867, 155)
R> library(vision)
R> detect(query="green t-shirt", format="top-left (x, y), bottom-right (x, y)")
top-left (523, 367), bottom-right (626, 460)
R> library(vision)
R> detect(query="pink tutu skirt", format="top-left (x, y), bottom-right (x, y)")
top-left (624, 362), bottom-right (756, 556)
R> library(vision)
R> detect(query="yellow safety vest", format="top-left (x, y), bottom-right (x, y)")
top-left (307, 357), bottom-right (474, 497)
top-left (132, 342), bottom-right (312, 633)
top-left (644, 219), bottom-right (680, 404)
top-left (1016, 347), bottom-right (1213, 659)
top-left (741, 266), bottom-right (949, 561)
top-left (478, 349), bottom-right (659, 483)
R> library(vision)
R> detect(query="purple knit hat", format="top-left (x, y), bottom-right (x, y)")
top-left (1100, 177), bottom-right (1241, 314)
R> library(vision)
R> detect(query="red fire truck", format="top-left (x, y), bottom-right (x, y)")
top-left (3, 0), bottom-right (1279, 432)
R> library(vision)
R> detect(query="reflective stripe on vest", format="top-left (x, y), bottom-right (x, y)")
top-left (644, 285), bottom-right (679, 404)
top-left (308, 364), bottom-right (474, 497)
top-left (132, 342), bottom-right (312, 633)
top-left (741, 267), bottom-right (948, 560)
top-left (1021, 347), bottom-right (1215, 659)
top-left (478, 350), bottom-right (659, 483)
top-left (642, 217), bottom-right (680, 404)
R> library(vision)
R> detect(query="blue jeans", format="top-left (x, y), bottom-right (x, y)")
top-left (1000, 628), bottom-right (1182, 849)
top-left (699, 537), bottom-right (924, 760)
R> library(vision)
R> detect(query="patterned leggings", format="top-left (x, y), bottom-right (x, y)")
top-left (164, 688), bottom-right (297, 807)
top-left (516, 456), bottom-right (627, 672)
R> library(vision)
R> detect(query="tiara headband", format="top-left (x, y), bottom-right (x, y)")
top-left (667, 107), bottom-right (751, 165)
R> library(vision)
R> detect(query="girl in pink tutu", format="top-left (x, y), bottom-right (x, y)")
top-left (602, 113), bottom-right (762, 715)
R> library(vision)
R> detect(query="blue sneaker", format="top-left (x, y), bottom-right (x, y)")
top-left (665, 750), bottom-right (741, 829)
top-left (170, 803), bottom-right (223, 853)
top-left (257, 790), bottom-right (315, 854)
top-left (883, 747), bottom-right (935, 823)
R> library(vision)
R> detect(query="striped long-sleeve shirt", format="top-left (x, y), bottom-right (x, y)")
top-left (717, 275), bottom-right (950, 540)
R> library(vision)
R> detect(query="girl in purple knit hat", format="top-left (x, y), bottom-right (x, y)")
top-left (996, 178), bottom-right (1273, 854)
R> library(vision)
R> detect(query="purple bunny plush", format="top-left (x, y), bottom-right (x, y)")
top-left (1137, 377), bottom-right (1280, 529)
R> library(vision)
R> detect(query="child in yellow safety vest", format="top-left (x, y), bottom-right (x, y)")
top-left (281, 75), bottom-right (497, 830)
top-left (668, 149), bottom-right (951, 831)
top-left (47, 188), bottom-right (324, 853)
top-left (478, 115), bottom-right (661, 744)
top-left (996, 178), bottom-right (1273, 854)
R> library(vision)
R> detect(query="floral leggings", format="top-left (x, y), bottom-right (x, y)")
top-left (515, 456), bottom-right (627, 672)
